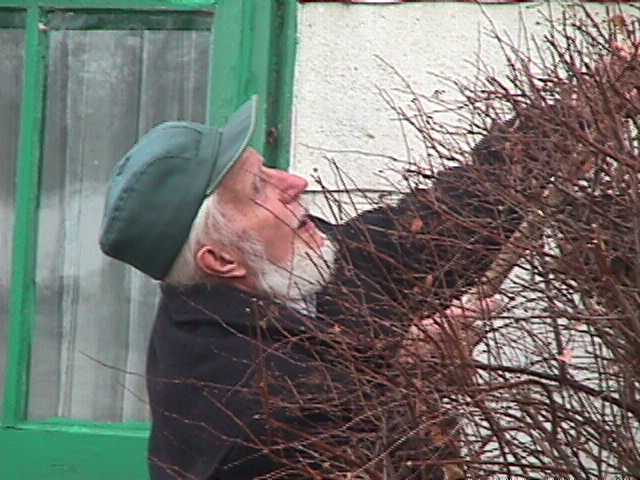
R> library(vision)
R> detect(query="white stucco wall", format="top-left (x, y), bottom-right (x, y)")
top-left (291, 2), bottom-right (623, 218)
top-left (290, 6), bottom-right (638, 473)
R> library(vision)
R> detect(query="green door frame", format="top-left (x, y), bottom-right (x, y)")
top-left (0, 0), bottom-right (297, 478)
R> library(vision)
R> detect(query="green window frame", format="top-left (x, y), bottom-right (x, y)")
top-left (0, 0), bottom-right (297, 478)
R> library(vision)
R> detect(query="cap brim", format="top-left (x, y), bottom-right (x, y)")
top-left (206, 95), bottom-right (258, 195)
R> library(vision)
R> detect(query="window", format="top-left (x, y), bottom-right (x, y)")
top-left (0, 8), bottom-right (25, 419)
top-left (0, 1), bottom-right (296, 478)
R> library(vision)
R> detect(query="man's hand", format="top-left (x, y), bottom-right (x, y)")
top-left (583, 39), bottom-right (640, 120)
top-left (399, 296), bottom-right (501, 365)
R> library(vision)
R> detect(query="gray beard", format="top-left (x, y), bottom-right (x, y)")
top-left (253, 238), bottom-right (337, 303)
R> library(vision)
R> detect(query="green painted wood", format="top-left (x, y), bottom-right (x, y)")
top-left (244, 0), bottom-right (270, 155)
top-left (267, 0), bottom-right (298, 171)
top-left (46, 10), bottom-right (213, 30)
top-left (0, 0), bottom-right (215, 10)
top-left (209, 0), bottom-right (297, 169)
top-left (19, 418), bottom-right (149, 434)
top-left (208, 0), bottom-right (246, 128)
top-left (3, 6), bottom-right (47, 426)
top-left (0, 425), bottom-right (149, 479)
top-left (248, 0), bottom-right (275, 158)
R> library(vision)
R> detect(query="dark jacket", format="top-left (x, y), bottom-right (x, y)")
top-left (147, 157), bottom-right (523, 479)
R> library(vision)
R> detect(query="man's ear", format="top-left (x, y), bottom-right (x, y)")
top-left (196, 245), bottom-right (246, 279)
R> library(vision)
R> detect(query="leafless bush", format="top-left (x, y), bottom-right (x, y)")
top-left (160, 6), bottom-right (640, 480)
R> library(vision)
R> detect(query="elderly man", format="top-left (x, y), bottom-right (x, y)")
top-left (97, 34), bottom-right (640, 477)
top-left (99, 96), bottom-right (523, 479)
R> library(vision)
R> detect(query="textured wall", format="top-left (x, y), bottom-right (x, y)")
top-left (291, 9), bottom-right (637, 472)
top-left (291, 2), bottom-right (608, 218)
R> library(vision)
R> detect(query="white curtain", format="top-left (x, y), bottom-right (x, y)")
top-left (28, 29), bottom-right (211, 422)
top-left (0, 28), bottom-right (24, 416)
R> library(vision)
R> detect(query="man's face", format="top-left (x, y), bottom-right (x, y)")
top-left (217, 148), bottom-right (331, 294)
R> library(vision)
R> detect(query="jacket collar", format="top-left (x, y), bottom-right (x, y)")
top-left (160, 282), bottom-right (316, 335)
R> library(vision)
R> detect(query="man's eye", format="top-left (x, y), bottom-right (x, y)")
top-left (254, 177), bottom-right (264, 196)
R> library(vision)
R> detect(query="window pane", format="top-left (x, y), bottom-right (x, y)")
top-left (30, 28), bottom-right (212, 422)
top-left (0, 25), bottom-right (24, 417)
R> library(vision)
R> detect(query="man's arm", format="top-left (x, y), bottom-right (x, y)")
top-left (327, 147), bottom-right (523, 320)
top-left (326, 41), bottom-right (639, 320)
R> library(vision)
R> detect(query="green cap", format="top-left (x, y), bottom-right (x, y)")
top-left (99, 95), bottom-right (257, 280)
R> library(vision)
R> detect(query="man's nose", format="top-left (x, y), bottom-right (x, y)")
top-left (279, 172), bottom-right (308, 203)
